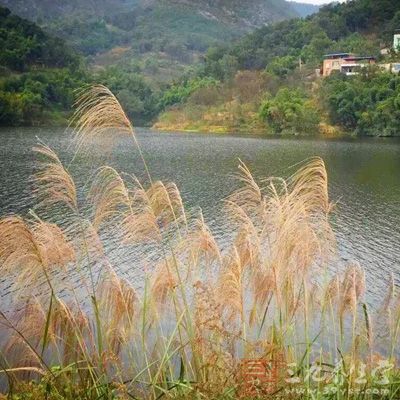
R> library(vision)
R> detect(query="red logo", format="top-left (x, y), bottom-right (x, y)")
top-left (239, 355), bottom-right (286, 397)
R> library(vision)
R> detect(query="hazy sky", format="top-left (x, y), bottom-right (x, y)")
top-left (291, 0), bottom-right (344, 4)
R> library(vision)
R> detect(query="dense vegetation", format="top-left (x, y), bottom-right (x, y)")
top-left (1, 0), bottom-right (316, 64)
top-left (0, 0), bottom-right (317, 128)
top-left (0, 6), bottom-right (164, 126)
top-left (321, 70), bottom-right (400, 136)
top-left (0, 7), bottom-right (88, 125)
top-left (0, 0), bottom-right (139, 20)
top-left (156, 0), bottom-right (400, 136)
top-left (47, 17), bottom-right (130, 56)
top-left (0, 65), bottom-right (162, 127)
top-left (0, 7), bottom-right (79, 72)
top-left (1, 0), bottom-right (400, 135)
top-left (204, 0), bottom-right (398, 73)
top-left (96, 65), bottom-right (161, 126)
top-left (0, 69), bottom-right (88, 126)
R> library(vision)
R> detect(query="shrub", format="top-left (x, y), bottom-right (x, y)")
top-left (259, 87), bottom-right (321, 134)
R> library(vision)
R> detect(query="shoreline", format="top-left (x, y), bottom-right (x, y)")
top-left (151, 124), bottom-right (400, 140)
top-left (1, 124), bottom-right (400, 140)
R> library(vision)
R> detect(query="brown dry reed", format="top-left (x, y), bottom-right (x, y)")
top-left (0, 85), bottom-right (399, 399)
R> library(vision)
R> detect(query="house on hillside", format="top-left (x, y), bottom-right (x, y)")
top-left (393, 63), bottom-right (400, 73)
top-left (394, 29), bottom-right (400, 52)
top-left (321, 53), bottom-right (376, 76)
top-left (340, 56), bottom-right (376, 75)
top-left (380, 63), bottom-right (400, 74)
top-left (320, 31), bottom-right (400, 76)
top-left (322, 53), bottom-right (352, 76)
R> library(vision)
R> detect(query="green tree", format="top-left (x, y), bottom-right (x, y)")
top-left (259, 88), bottom-right (320, 134)
top-left (266, 55), bottom-right (298, 78)
top-left (321, 71), bottom-right (400, 136)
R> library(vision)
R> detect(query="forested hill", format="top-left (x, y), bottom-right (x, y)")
top-left (0, 7), bottom-right (79, 72)
top-left (0, 6), bottom-right (87, 126)
top-left (0, 0), bottom-right (317, 24)
top-left (3, 0), bottom-right (400, 136)
top-left (0, 0), bottom-right (140, 20)
top-left (0, 0), bottom-right (319, 123)
top-left (0, 6), bottom-right (167, 128)
top-left (0, 0), bottom-right (318, 61)
top-left (155, 0), bottom-right (400, 137)
top-left (203, 0), bottom-right (399, 73)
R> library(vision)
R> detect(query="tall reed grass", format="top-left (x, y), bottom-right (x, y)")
top-left (0, 85), bottom-right (399, 399)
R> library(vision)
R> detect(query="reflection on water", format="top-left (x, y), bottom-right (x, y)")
top-left (0, 127), bottom-right (400, 306)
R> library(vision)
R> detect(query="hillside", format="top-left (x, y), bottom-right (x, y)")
top-left (155, 0), bottom-right (400, 136)
top-left (0, 0), bottom-right (320, 111)
top-left (0, 0), bottom-right (318, 61)
top-left (2, 0), bottom-right (399, 135)
top-left (0, 6), bottom-right (167, 127)
top-left (0, 0), bottom-right (316, 24)
top-left (0, 6), bottom-right (88, 125)
top-left (0, 7), bottom-right (79, 72)
top-left (0, 0), bottom-right (139, 20)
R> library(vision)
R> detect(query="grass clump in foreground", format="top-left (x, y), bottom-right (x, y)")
top-left (0, 85), bottom-right (400, 400)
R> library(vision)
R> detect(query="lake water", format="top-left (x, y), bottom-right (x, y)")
top-left (0, 127), bottom-right (400, 306)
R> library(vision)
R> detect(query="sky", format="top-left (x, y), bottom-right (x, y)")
top-left (291, 0), bottom-right (345, 4)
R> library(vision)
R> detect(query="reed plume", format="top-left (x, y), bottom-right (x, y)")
top-left (124, 179), bottom-right (186, 243)
top-left (339, 262), bottom-right (366, 317)
top-left (122, 180), bottom-right (162, 244)
top-left (32, 221), bottom-right (75, 268)
top-left (218, 248), bottom-right (244, 324)
top-left (49, 299), bottom-right (90, 365)
top-left (87, 173), bottom-right (187, 244)
top-left (73, 218), bottom-right (105, 261)
top-left (2, 299), bottom-right (46, 369)
top-left (150, 257), bottom-right (178, 306)
top-left (88, 167), bottom-right (131, 231)
top-left (288, 157), bottom-right (330, 215)
top-left (225, 156), bottom-right (334, 325)
top-left (33, 144), bottom-right (77, 212)
top-left (226, 160), bottom-right (264, 221)
top-left (178, 213), bottom-right (221, 275)
top-left (0, 217), bottom-right (46, 289)
top-left (98, 270), bottom-right (137, 347)
top-left (72, 85), bottom-right (134, 147)
top-left (72, 84), bottom-right (151, 181)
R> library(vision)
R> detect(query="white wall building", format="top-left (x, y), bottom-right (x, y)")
top-left (394, 30), bottom-right (400, 52)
